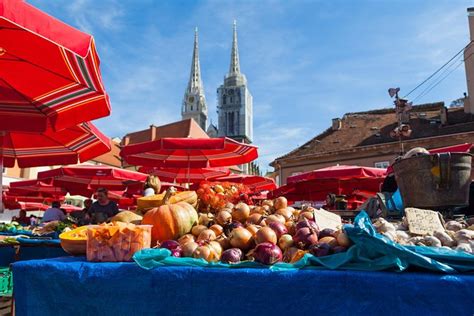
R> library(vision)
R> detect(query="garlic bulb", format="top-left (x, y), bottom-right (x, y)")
top-left (433, 230), bottom-right (456, 247)
top-left (445, 221), bottom-right (463, 232)
top-left (373, 218), bottom-right (396, 233)
top-left (421, 236), bottom-right (442, 248)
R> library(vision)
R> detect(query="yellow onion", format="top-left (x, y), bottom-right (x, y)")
top-left (266, 214), bottom-right (286, 225)
top-left (335, 231), bottom-right (352, 247)
top-left (275, 208), bottom-right (293, 221)
top-left (197, 229), bottom-right (217, 242)
top-left (298, 211), bottom-right (314, 222)
top-left (278, 234), bottom-right (293, 251)
top-left (198, 213), bottom-right (214, 226)
top-left (193, 245), bottom-right (213, 262)
top-left (246, 224), bottom-right (260, 237)
top-left (209, 224), bottom-right (224, 236)
top-left (285, 221), bottom-right (296, 236)
top-left (262, 200), bottom-right (274, 208)
top-left (182, 241), bottom-right (199, 257)
top-left (246, 213), bottom-right (265, 226)
top-left (319, 236), bottom-right (338, 247)
top-left (209, 241), bottom-right (223, 258)
top-left (250, 206), bottom-right (266, 215)
top-left (256, 226), bottom-right (278, 245)
top-left (233, 202), bottom-right (250, 222)
top-left (178, 234), bottom-right (195, 246)
top-left (283, 247), bottom-right (307, 263)
top-left (273, 197), bottom-right (288, 210)
top-left (217, 236), bottom-right (231, 250)
top-left (229, 227), bottom-right (253, 250)
top-left (191, 225), bottom-right (208, 237)
top-left (216, 210), bottom-right (232, 226)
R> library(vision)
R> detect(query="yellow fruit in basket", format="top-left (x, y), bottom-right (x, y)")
top-left (59, 226), bottom-right (89, 255)
top-left (110, 211), bottom-right (143, 224)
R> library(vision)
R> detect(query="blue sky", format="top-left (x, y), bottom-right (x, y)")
top-left (30, 0), bottom-right (472, 172)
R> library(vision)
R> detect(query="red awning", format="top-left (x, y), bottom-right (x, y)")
top-left (213, 174), bottom-right (277, 192)
top-left (0, 0), bottom-right (110, 132)
top-left (287, 165), bottom-right (387, 184)
top-left (429, 143), bottom-right (472, 154)
top-left (0, 122), bottom-right (111, 168)
top-left (139, 166), bottom-right (230, 183)
top-left (120, 137), bottom-right (258, 168)
top-left (37, 165), bottom-right (148, 194)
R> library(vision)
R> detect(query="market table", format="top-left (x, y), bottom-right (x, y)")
top-left (0, 239), bottom-right (66, 266)
top-left (13, 257), bottom-right (474, 316)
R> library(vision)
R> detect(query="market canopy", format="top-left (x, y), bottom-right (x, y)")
top-left (287, 165), bottom-right (387, 184)
top-left (0, 0), bottom-right (110, 132)
top-left (138, 166), bottom-right (230, 183)
top-left (120, 137), bottom-right (258, 168)
top-left (429, 143), bottom-right (472, 154)
top-left (8, 179), bottom-right (67, 197)
top-left (0, 122), bottom-right (111, 168)
top-left (37, 165), bottom-right (148, 194)
top-left (213, 174), bottom-right (277, 192)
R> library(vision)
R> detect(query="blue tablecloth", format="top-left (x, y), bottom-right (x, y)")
top-left (0, 239), bottom-right (65, 266)
top-left (13, 257), bottom-right (474, 316)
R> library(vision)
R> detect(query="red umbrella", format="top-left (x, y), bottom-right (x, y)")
top-left (9, 179), bottom-right (67, 197)
top-left (429, 143), bottom-right (472, 154)
top-left (138, 166), bottom-right (230, 183)
top-left (0, 0), bottom-right (110, 133)
top-left (120, 137), bottom-right (258, 168)
top-left (0, 122), bottom-right (111, 168)
top-left (287, 165), bottom-right (386, 184)
top-left (37, 165), bottom-right (148, 194)
top-left (213, 174), bottom-right (277, 192)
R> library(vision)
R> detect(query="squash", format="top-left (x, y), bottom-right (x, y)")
top-left (110, 211), bottom-right (143, 224)
top-left (59, 226), bottom-right (89, 255)
top-left (142, 190), bottom-right (198, 243)
top-left (137, 189), bottom-right (198, 212)
top-left (168, 191), bottom-right (198, 208)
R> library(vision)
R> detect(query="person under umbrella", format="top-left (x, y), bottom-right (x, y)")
top-left (88, 188), bottom-right (119, 224)
top-left (42, 201), bottom-right (66, 223)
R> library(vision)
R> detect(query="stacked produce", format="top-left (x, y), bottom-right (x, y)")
top-left (372, 217), bottom-right (474, 254)
top-left (86, 222), bottom-right (152, 262)
top-left (155, 196), bottom-right (352, 265)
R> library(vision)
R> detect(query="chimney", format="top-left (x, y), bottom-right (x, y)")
top-left (332, 118), bottom-right (342, 131)
top-left (440, 106), bottom-right (448, 125)
top-left (464, 8), bottom-right (474, 114)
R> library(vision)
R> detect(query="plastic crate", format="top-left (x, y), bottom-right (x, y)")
top-left (0, 267), bottom-right (12, 296)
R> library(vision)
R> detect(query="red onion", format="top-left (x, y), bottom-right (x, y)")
top-left (268, 221), bottom-right (288, 239)
top-left (309, 243), bottom-right (332, 257)
top-left (293, 227), bottom-right (319, 249)
top-left (221, 248), bottom-right (243, 264)
top-left (253, 242), bottom-right (283, 265)
top-left (160, 240), bottom-right (180, 251)
top-left (318, 228), bottom-right (336, 239)
top-left (296, 220), bottom-right (319, 232)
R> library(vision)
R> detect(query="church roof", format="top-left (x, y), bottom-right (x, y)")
top-left (122, 118), bottom-right (209, 146)
top-left (271, 102), bottom-right (474, 166)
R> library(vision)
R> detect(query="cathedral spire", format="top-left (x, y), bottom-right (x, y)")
top-left (187, 27), bottom-right (203, 94)
top-left (229, 20), bottom-right (241, 75)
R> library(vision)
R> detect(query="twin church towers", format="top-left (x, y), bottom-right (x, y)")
top-left (181, 21), bottom-right (253, 144)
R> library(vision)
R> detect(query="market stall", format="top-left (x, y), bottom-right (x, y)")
top-left (13, 257), bottom-right (474, 316)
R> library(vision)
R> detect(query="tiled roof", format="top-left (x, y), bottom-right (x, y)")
top-left (122, 119), bottom-right (209, 146)
top-left (273, 102), bottom-right (474, 164)
top-left (92, 139), bottom-right (122, 167)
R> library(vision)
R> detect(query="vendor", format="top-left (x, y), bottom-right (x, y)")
top-left (71, 199), bottom-right (92, 225)
top-left (13, 210), bottom-right (31, 226)
top-left (42, 201), bottom-right (66, 223)
top-left (143, 175), bottom-right (161, 197)
top-left (88, 188), bottom-right (119, 224)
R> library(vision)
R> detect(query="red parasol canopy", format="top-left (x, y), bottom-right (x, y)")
top-left (0, 0), bottom-right (110, 132)
top-left (287, 165), bottom-right (387, 184)
top-left (120, 137), bottom-right (258, 168)
top-left (213, 174), bottom-right (277, 192)
top-left (429, 143), bottom-right (473, 154)
top-left (37, 165), bottom-right (148, 194)
top-left (0, 122), bottom-right (111, 168)
top-left (8, 179), bottom-right (67, 197)
top-left (139, 166), bottom-right (230, 183)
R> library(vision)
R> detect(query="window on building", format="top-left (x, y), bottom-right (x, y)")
top-left (191, 105), bottom-right (193, 111)
top-left (230, 97), bottom-right (233, 103)
top-left (2, 167), bottom-right (6, 175)
top-left (229, 112), bottom-right (234, 134)
top-left (374, 161), bottom-right (390, 169)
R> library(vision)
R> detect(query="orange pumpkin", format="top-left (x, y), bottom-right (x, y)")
top-left (168, 191), bottom-right (198, 208)
top-left (142, 199), bottom-right (198, 243)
